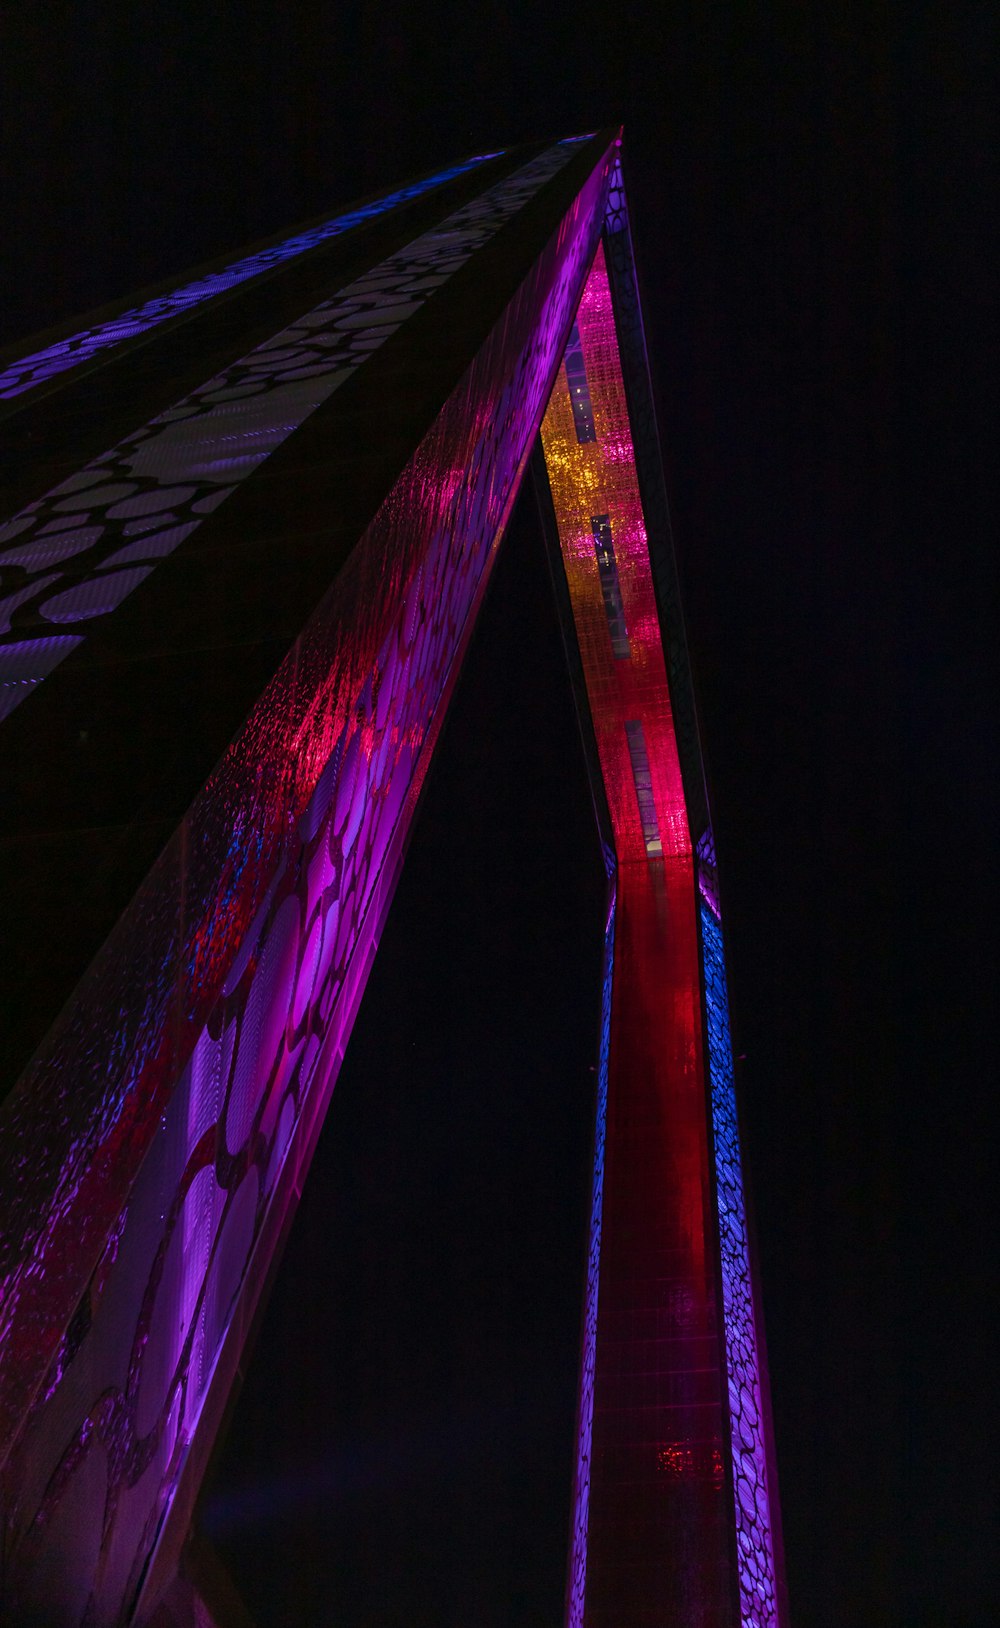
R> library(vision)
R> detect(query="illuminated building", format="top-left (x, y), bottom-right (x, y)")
top-left (0, 131), bottom-right (787, 1625)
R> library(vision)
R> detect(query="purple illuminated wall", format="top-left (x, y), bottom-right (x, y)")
top-left (0, 134), bottom-right (787, 1627)
top-left (565, 885), bottom-right (615, 1628)
top-left (0, 143), bottom-right (616, 1625)
top-left (700, 889), bottom-right (783, 1628)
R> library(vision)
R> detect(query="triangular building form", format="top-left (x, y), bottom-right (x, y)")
top-left (0, 131), bottom-right (787, 1627)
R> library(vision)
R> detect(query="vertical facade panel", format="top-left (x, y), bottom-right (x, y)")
top-left (540, 208), bottom-right (786, 1624)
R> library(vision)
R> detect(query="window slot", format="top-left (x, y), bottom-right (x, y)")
top-left (564, 322), bottom-right (597, 443)
top-left (624, 721), bottom-right (663, 856)
top-left (591, 514), bottom-right (630, 657)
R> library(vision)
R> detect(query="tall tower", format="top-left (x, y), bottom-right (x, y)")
top-left (0, 131), bottom-right (787, 1625)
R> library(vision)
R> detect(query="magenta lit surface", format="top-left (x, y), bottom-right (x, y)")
top-left (0, 145), bottom-right (615, 1624)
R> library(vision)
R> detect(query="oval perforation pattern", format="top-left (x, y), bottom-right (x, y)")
top-left (0, 142), bottom-right (583, 720)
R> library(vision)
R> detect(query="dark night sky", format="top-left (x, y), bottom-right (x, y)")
top-left (3, 5), bottom-right (996, 1626)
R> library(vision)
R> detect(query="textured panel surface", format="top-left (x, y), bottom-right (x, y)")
top-left (701, 897), bottom-right (781, 1627)
top-left (542, 193), bottom-right (786, 1627)
top-left (540, 244), bottom-right (688, 862)
top-left (586, 858), bottom-right (734, 1624)
top-left (565, 886), bottom-right (615, 1628)
top-left (542, 241), bottom-right (738, 1622)
top-left (602, 157), bottom-right (710, 843)
top-left (0, 144), bottom-right (614, 1626)
top-left (0, 153), bottom-right (499, 404)
top-left (0, 143), bottom-right (581, 722)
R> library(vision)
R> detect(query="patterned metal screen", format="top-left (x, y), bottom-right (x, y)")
top-left (0, 140), bottom-right (616, 1625)
top-left (0, 133), bottom-right (785, 1628)
top-left (540, 207), bottom-right (785, 1625)
top-left (0, 144), bottom-right (581, 722)
top-left (700, 895), bottom-right (781, 1627)
top-left (0, 152), bottom-right (501, 404)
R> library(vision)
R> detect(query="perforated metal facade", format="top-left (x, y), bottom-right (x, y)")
top-left (0, 132), bottom-right (785, 1626)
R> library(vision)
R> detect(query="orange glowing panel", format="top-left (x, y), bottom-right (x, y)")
top-left (540, 242), bottom-right (690, 863)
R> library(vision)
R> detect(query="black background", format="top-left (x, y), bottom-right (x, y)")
top-left (3, 5), bottom-right (996, 1625)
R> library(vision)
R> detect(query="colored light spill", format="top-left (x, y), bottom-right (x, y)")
top-left (0, 153), bottom-right (502, 403)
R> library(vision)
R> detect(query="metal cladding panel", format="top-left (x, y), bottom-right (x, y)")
top-left (591, 857), bottom-right (735, 1623)
top-left (541, 210), bottom-right (785, 1623)
top-left (699, 888), bottom-right (786, 1628)
top-left (564, 884), bottom-right (616, 1624)
top-left (0, 131), bottom-right (786, 1627)
top-left (541, 240), bottom-right (736, 1623)
top-left (0, 137), bottom-right (615, 1625)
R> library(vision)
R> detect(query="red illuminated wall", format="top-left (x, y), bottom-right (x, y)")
top-left (541, 244), bottom-right (739, 1623)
